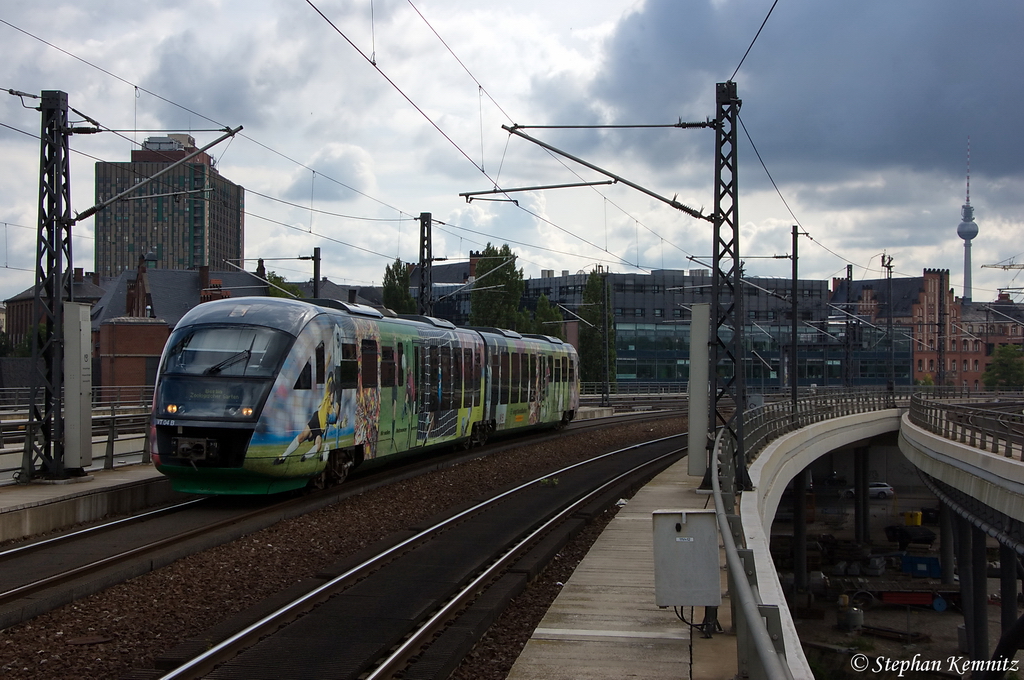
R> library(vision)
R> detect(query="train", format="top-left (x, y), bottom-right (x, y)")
top-left (150, 296), bottom-right (580, 494)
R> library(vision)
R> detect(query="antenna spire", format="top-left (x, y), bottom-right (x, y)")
top-left (966, 136), bottom-right (971, 204)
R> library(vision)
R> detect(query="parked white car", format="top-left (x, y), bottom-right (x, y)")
top-left (841, 482), bottom-right (894, 499)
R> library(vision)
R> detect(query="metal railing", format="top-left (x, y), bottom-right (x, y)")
top-left (908, 393), bottom-right (1024, 459)
top-left (712, 387), bottom-right (908, 678)
top-left (0, 385), bottom-right (153, 412)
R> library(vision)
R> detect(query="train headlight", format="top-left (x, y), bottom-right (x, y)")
top-left (166, 404), bottom-right (179, 414)
top-left (241, 407), bottom-right (253, 417)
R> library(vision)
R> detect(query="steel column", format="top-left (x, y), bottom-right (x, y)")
top-left (939, 502), bottom-right (955, 584)
top-left (1000, 543), bottom-right (1018, 634)
top-left (972, 523), bottom-right (990, 658)
top-left (20, 90), bottom-right (75, 481)
top-left (709, 81), bottom-right (748, 489)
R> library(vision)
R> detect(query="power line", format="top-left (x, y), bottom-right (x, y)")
top-left (730, 0), bottom-right (780, 81)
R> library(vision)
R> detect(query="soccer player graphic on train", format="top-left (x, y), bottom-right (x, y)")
top-left (274, 326), bottom-right (347, 465)
top-left (273, 370), bottom-right (341, 464)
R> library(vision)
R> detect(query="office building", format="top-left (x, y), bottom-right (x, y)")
top-left (94, 135), bottom-right (244, 277)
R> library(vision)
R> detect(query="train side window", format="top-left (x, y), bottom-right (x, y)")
top-left (554, 356), bottom-right (562, 384)
top-left (294, 361), bottom-right (313, 390)
top-left (440, 347), bottom-right (453, 410)
top-left (414, 345), bottom-right (423, 407)
top-left (428, 346), bottom-right (439, 412)
top-left (509, 352), bottom-right (520, 401)
top-left (452, 345), bottom-right (463, 409)
top-left (490, 352), bottom-right (500, 407)
top-left (528, 354), bottom-right (536, 402)
top-left (381, 346), bottom-right (396, 387)
top-left (562, 357), bottom-right (568, 382)
top-left (361, 339), bottom-right (378, 388)
top-left (315, 342), bottom-right (325, 384)
top-left (338, 343), bottom-right (358, 389)
top-left (471, 348), bottom-right (479, 403)
top-left (500, 351), bottom-right (510, 405)
top-left (568, 355), bottom-right (575, 385)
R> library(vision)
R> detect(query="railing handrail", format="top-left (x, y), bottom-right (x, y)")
top-left (908, 392), bottom-right (1024, 460)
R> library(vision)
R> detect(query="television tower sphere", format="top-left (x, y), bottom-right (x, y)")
top-left (958, 203), bottom-right (978, 241)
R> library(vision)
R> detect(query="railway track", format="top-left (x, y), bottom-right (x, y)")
top-left (153, 434), bottom-right (686, 680)
top-left (0, 411), bottom-right (682, 633)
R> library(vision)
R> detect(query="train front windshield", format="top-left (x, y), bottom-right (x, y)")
top-left (156, 325), bottom-right (293, 421)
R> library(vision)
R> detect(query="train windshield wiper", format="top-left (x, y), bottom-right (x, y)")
top-left (204, 348), bottom-right (251, 375)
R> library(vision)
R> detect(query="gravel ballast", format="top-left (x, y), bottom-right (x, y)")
top-left (0, 418), bottom-right (683, 680)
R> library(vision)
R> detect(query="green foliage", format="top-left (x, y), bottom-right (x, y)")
top-left (533, 295), bottom-right (566, 340)
top-left (266, 271), bottom-right (303, 299)
top-left (469, 243), bottom-right (525, 330)
top-left (982, 344), bottom-right (1024, 389)
top-left (917, 374), bottom-right (934, 386)
top-left (382, 258), bottom-right (416, 314)
top-left (14, 323), bottom-right (46, 357)
top-left (0, 330), bottom-right (11, 358)
top-left (578, 269), bottom-right (615, 385)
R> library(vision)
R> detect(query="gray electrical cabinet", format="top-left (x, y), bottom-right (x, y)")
top-left (653, 509), bottom-right (721, 607)
top-left (64, 301), bottom-right (93, 469)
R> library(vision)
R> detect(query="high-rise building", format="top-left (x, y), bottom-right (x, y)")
top-left (94, 135), bottom-right (244, 277)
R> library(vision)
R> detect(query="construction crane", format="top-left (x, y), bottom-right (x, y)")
top-left (982, 262), bottom-right (1024, 270)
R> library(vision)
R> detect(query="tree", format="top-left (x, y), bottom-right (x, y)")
top-left (982, 344), bottom-right (1024, 389)
top-left (469, 243), bottom-right (524, 330)
top-left (382, 258), bottom-right (416, 314)
top-left (533, 295), bottom-right (565, 340)
top-left (0, 330), bottom-right (11, 358)
top-left (578, 269), bottom-right (615, 386)
top-left (266, 271), bottom-right (303, 299)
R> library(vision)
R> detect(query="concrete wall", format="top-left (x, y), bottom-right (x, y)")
top-left (738, 409), bottom-right (903, 678)
top-left (899, 413), bottom-right (1024, 523)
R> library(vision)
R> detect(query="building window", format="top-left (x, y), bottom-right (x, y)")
top-left (974, 360), bottom-right (979, 371)
top-left (614, 308), bottom-right (624, 317)
top-left (917, 359), bottom-right (923, 371)
top-left (672, 308), bottom-right (682, 318)
top-left (653, 309), bottom-right (664, 318)
top-left (767, 310), bottom-right (775, 321)
top-left (963, 360), bottom-right (968, 372)
top-left (748, 310), bottom-right (757, 320)
top-left (634, 308), bottom-right (644, 318)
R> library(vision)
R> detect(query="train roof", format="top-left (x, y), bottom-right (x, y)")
top-left (174, 297), bottom-right (322, 336)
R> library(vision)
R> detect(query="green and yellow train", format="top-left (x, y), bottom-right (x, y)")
top-left (150, 297), bottom-right (580, 494)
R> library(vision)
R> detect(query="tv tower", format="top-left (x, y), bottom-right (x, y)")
top-left (957, 138), bottom-right (978, 302)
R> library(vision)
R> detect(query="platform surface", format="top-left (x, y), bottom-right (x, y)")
top-left (507, 458), bottom-right (737, 680)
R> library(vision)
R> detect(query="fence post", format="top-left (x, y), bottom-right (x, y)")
top-left (104, 402), bottom-right (116, 470)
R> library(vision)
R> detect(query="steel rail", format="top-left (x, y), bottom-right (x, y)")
top-left (366, 442), bottom-right (686, 680)
top-left (0, 496), bottom-right (304, 608)
top-left (158, 433), bottom-right (687, 680)
top-left (0, 498), bottom-right (206, 559)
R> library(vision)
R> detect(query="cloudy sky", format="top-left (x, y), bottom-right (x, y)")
top-left (2, 0), bottom-right (1022, 305)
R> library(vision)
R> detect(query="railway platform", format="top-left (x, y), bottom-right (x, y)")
top-left (507, 457), bottom-right (737, 680)
top-left (0, 463), bottom-right (174, 543)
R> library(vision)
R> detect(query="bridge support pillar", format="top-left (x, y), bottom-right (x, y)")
top-left (1001, 543), bottom-right (1019, 635)
top-left (971, 524), bottom-right (990, 659)
top-left (853, 447), bottom-right (869, 543)
top-left (792, 468), bottom-right (808, 592)
top-left (956, 515), bottom-right (976, 657)
top-left (939, 502), bottom-right (955, 585)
